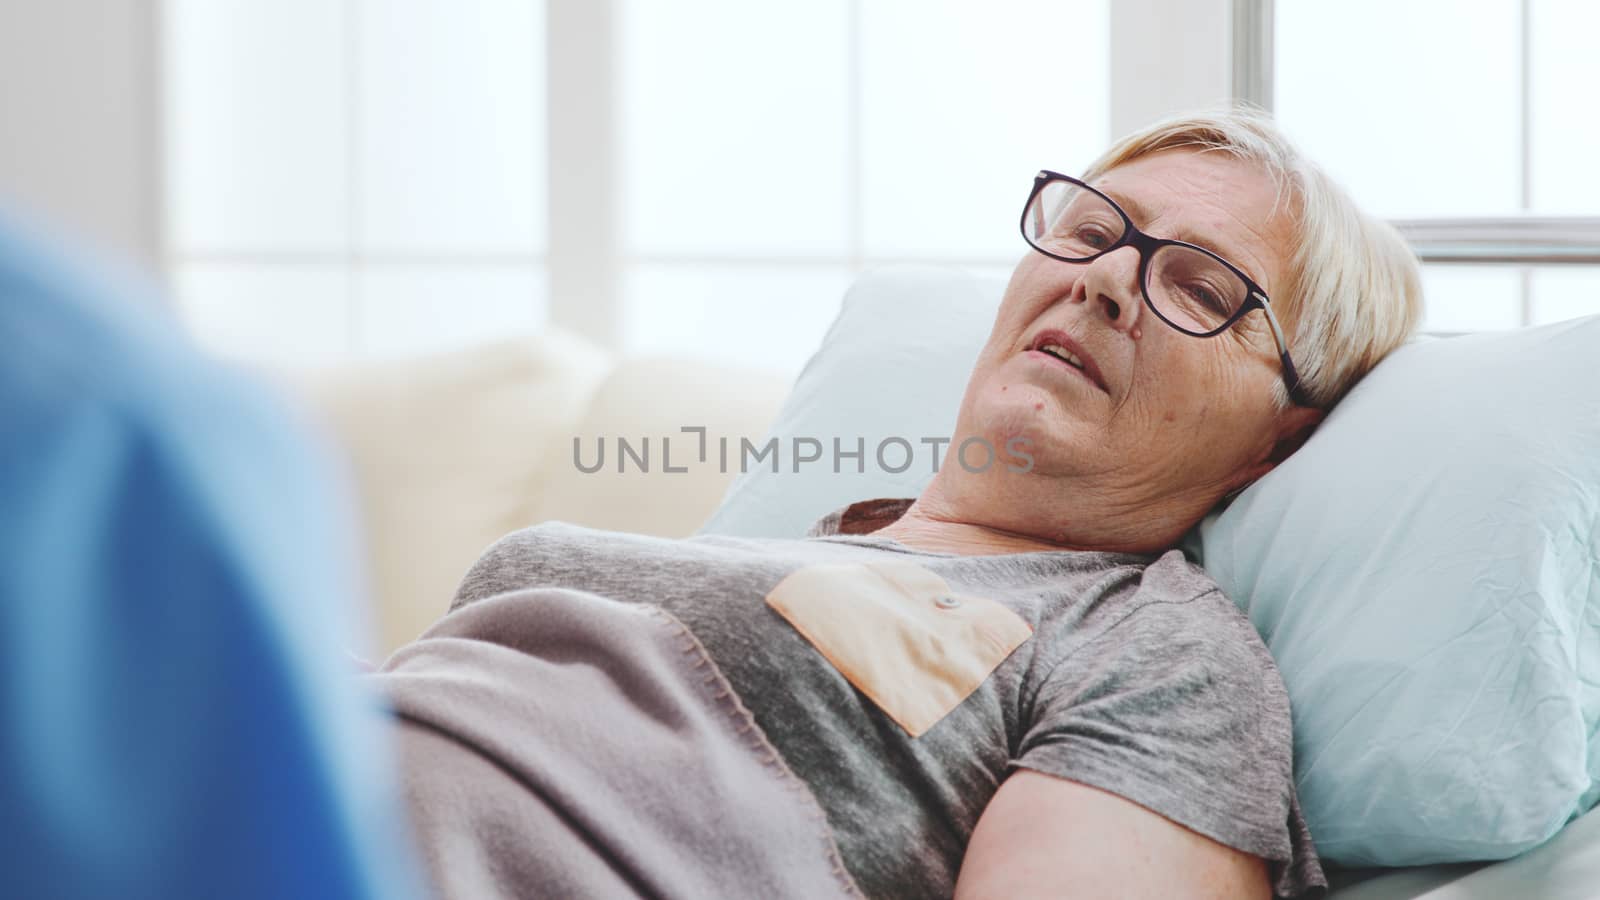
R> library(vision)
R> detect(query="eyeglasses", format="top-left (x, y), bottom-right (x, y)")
top-left (1020, 169), bottom-right (1309, 407)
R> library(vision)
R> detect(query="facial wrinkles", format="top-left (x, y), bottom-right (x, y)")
top-left (1007, 157), bottom-right (1292, 478)
top-left (1019, 252), bottom-right (1173, 444)
top-left (1099, 166), bottom-right (1292, 388)
top-left (1069, 250), bottom-right (1139, 417)
top-left (1061, 253), bottom-right (1194, 434)
top-left (1107, 327), bottom-right (1199, 465)
top-left (1100, 165), bottom-right (1282, 297)
top-left (1068, 270), bottom-right (1264, 485)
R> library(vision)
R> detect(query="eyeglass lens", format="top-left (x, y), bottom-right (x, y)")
top-left (1026, 180), bottom-right (1250, 335)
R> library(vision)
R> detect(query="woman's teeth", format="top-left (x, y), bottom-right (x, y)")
top-left (1038, 343), bottom-right (1084, 369)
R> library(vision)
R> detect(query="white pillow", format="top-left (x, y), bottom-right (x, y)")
top-left (697, 264), bottom-right (1004, 537)
top-left (1196, 315), bottom-right (1600, 866)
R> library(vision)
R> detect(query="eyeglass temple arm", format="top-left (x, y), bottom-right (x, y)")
top-left (1256, 295), bottom-right (1311, 407)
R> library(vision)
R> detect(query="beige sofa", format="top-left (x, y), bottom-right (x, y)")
top-left (293, 330), bottom-right (792, 656)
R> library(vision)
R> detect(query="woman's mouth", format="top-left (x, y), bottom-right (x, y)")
top-left (1024, 330), bottom-right (1108, 392)
top-left (1025, 348), bottom-right (1103, 390)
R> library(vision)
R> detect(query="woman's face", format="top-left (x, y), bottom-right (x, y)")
top-left (947, 148), bottom-right (1319, 550)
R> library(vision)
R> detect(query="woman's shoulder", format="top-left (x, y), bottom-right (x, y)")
top-left (1044, 547), bottom-right (1284, 689)
top-left (1117, 549), bottom-right (1272, 645)
top-left (1133, 547), bottom-right (1226, 602)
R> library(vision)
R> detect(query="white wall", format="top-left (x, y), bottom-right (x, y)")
top-left (0, 0), bottom-right (163, 279)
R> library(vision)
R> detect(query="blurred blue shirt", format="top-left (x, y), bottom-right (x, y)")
top-left (0, 213), bottom-right (422, 899)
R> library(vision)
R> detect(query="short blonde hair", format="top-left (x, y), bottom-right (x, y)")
top-left (1082, 105), bottom-right (1423, 409)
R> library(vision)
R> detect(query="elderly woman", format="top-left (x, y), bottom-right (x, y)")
top-left (375, 108), bottom-right (1421, 900)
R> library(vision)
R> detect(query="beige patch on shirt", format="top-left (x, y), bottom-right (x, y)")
top-left (765, 559), bottom-right (1034, 737)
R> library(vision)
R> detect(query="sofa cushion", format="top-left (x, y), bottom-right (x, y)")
top-left (533, 354), bottom-right (790, 539)
top-left (299, 331), bottom-right (613, 654)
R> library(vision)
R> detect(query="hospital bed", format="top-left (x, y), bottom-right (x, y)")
top-left (295, 257), bottom-right (1600, 898)
top-left (1326, 803), bottom-right (1599, 898)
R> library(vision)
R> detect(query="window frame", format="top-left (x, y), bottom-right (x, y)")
top-left (555, 0), bottom-right (1600, 348)
top-left (557, 0), bottom-right (1152, 355)
top-left (1241, 0), bottom-right (1600, 326)
top-left (162, 0), bottom-right (1600, 360)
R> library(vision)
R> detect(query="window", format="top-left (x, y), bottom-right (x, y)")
top-left (164, 0), bottom-right (1111, 375)
top-left (164, 0), bottom-right (549, 368)
top-left (614, 0), bottom-right (1109, 372)
top-left (1273, 0), bottom-right (1600, 331)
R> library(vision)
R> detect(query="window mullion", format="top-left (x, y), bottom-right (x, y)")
top-left (546, 0), bottom-right (619, 350)
top-left (1229, 0), bottom-right (1273, 112)
top-left (1108, 0), bottom-right (1231, 139)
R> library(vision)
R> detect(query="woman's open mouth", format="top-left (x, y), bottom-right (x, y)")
top-left (1025, 348), bottom-right (1102, 389)
top-left (1024, 330), bottom-right (1108, 392)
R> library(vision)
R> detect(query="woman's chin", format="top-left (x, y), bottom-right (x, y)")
top-left (977, 379), bottom-right (1071, 432)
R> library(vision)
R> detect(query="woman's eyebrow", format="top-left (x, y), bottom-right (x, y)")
top-left (1100, 186), bottom-right (1264, 286)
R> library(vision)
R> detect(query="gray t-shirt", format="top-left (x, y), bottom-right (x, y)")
top-left (452, 497), bottom-right (1326, 899)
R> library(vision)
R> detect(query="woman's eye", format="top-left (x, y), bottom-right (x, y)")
top-left (1073, 225), bottom-right (1113, 249)
top-left (1186, 283), bottom-right (1230, 314)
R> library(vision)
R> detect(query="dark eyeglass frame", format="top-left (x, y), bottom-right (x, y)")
top-left (1021, 169), bottom-right (1310, 407)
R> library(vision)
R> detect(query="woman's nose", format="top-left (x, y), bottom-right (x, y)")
top-left (1082, 246), bottom-right (1144, 333)
top-left (1097, 291), bottom-right (1123, 322)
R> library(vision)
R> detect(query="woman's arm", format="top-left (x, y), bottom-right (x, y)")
top-left (954, 769), bottom-right (1272, 900)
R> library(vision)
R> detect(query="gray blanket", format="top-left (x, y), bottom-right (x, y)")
top-left (372, 587), bottom-right (864, 899)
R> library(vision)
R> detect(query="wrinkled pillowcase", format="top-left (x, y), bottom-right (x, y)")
top-left (1197, 314), bottom-right (1600, 866)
